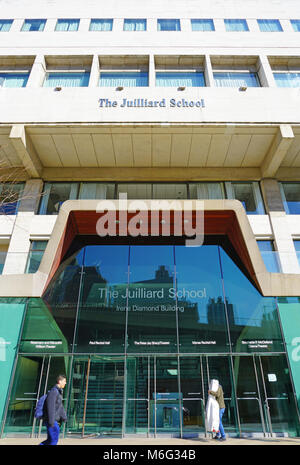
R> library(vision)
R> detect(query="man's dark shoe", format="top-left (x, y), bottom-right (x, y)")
top-left (219, 437), bottom-right (226, 441)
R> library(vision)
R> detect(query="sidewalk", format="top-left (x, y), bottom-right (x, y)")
top-left (1, 436), bottom-right (300, 445)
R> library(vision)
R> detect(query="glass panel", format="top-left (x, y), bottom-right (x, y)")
top-left (291, 20), bottom-right (300, 32)
top-left (41, 252), bottom-right (83, 352)
top-left (0, 183), bottom-right (24, 214)
top-left (67, 358), bottom-right (88, 434)
top-left (191, 19), bottom-right (214, 31)
top-left (4, 355), bottom-right (69, 436)
top-left (0, 250), bottom-right (7, 274)
top-left (152, 184), bottom-right (187, 199)
top-left (99, 72), bottom-right (148, 87)
top-left (117, 183), bottom-right (152, 200)
top-left (44, 72), bottom-right (90, 87)
top-left (260, 355), bottom-right (300, 437)
top-left (257, 19), bottom-right (283, 32)
top-left (157, 19), bottom-right (181, 31)
top-left (274, 73), bottom-right (300, 88)
top-left (257, 241), bottom-right (281, 273)
top-left (89, 19), bottom-right (113, 31)
top-left (25, 241), bottom-right (48, 274)
top-left (214, 72), bottom-right (260, 87)
top-left (83, 358), bottom-right (124, 434)
top-left (127, 246), bottom-right (177, 353)
top-left (219, 247), bottom-right (284, 353)
top-left (0, 73), bottom-right (29, 88)
top-left (39, 182), bottom-right (79, 214)
top-left (125, 357), bottom-right (149, 433)
top-left (180, 357), bottom-right (205, 434)
top-left (153, 357), bottom-right (181, 434)
top-left (156, 72), bottom-right (205, 87)
top-left (21, 19), bottom-right (46, 31)
top-left (74, 246), bottom-right (128, 353)
top-left (78, 183), bottom-right (115, 200)
top-left (281, 183), bottom-right (300, 213)
top-left (124, 19), bottom-right (147, 31)
top-left (0, 20), bottom-right (13, 32)
top-left (189, 182), bottom-right (224, 200)
top-left (229, 182), bottom-right (264, 214)
top-left (176, 245), bottom-right (230, 353)
top-left (233, 356), bottom-right (265, 434)
top-left (224, 19), bottom-right (249, 31)
top-left (55, 19), bottom-right (80, 31)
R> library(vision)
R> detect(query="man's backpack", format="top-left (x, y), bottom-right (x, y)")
top-left (34, 393), bottom-right (48, 419)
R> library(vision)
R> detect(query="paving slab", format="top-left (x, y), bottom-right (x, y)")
top-left (1, 436), bottom-right (300, 445)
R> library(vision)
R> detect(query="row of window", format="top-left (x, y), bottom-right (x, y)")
top-left (1, 70), bottom-right (300, 89)
top-left (2, 181), bottom-right (300, 216)
top-left (1, 18), bottom-right (299, 32)
top-left (1, 235), bottom-right (300, 275)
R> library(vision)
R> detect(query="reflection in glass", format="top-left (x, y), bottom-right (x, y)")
top-left (127, 246), bottom-right (177, 353)
top-left (75, 246), bottom-right (128, 353)
top-left (176, 245), bottom-right (229, 353)
top-left (219, 247), bottom-right (283, 353)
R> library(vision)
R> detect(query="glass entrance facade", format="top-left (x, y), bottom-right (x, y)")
top-left (1, 244), bottom-right (300, 437)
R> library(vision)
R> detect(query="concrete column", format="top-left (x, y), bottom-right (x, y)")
top-left (89, 54), bottom-right (100, 87)
top-left (18, 179), bottom-right (44, 214)
top-left (2, 212), bottom-right (33, 274)
top-left (269, 212), bottom-right (300, 274)
top-left (260, 178), bottom-right (285, 213)
top-left (204, 54), bottom-right (214, 87)
top-left (258, 54), bottom-right (276, 87)
top-left (149, 54), bottom-right (155, 87)
top-left (26, 54), bottom-right (46, 88)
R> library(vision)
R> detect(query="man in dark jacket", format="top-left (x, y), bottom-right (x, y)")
top-left (39, 374), bottom-right (67, 445)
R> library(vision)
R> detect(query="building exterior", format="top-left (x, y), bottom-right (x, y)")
top-left (1, 0), bottom-right (300, 439)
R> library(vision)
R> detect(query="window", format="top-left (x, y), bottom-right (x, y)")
top-left (78, 183), bottom-right (115, 199)
top-left (55, 19), bottom-right (80, 31)
top-left (124, 19), bottom-right (146, 31)
top-left (0, 73), bottom-right (29, 88)
top-left (21, 19), bottom-right (46, 31)
top-left (224, 19), bottom-right (249, 31)
top-left (0, 20), bottom-right (13, 32)
top-left (0, 183), bottom-right (24, 214)
top-left (257, 19), bottom-right (283, 32)
top-left (280, 182), bottom-right (300, 214)
top-left (225, 182), bottom-right (265, 214)
top-left (156, 72), bottom-right (205, 87)
top-left (25, 241), bottom-right (48, 273)
top-left (293, 240), bottom-right (300, 267)
top-left (157, 19), bottom-right (181, 31)
top-left (189, 183), bottom-right (225, 199)
top-left (191, 19), bottom-right (214, 31)
top-left (291, 20), bottom-right (300, 32)
top-left (273, 72), bottom-right (300, 88)
top-left (214, 72), bottom-right (260, 87)
top-left (38, 182), bottom-right (79, 214)
top-left (99, 72), bottom-right (148, 87)
top-left (89, 19), bottom-right (113, 31)
top-left (257, 240), bottom-right (281, 272)
top-left (44, 72), bottom-right (90, 87)
top-left (0, 246), bottom-right (7, 274)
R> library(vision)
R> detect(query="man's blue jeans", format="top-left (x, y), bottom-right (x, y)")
top-left (216, 408), bottom-right (226, 439)
top-left (39, 421), bottom-right (60, 445)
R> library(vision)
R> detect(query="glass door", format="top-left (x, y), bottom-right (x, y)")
top-left (68, 356), bottom-right (125, 437)
top-left (256, 355), bottom-right (300, 437)
top-left (233, 355), bottom-right (266, 436)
